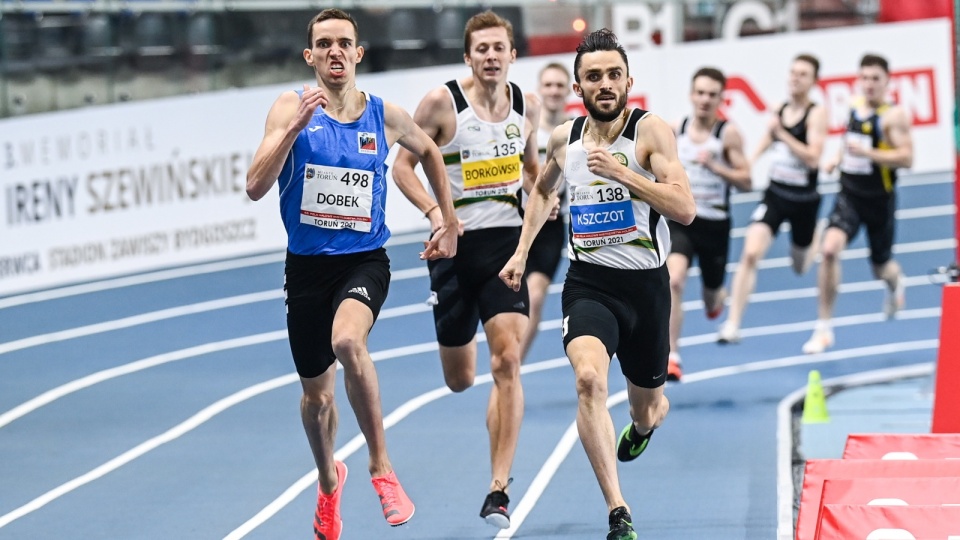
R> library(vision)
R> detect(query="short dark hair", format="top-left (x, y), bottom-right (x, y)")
top-left (463, 10), bottom-right (515, 54)
top-left (539, 62), bottom-right (571, 83)
top-left (795, 54), bottom-right (820, 78)
top-left (307, 8), bottom-right (359, 47)
top-left (860, 53), bottom-right (889, 73)
top-left (573, 28), bottom-right (629, 83)
top-left (692, 67), bottom-right (726, 90)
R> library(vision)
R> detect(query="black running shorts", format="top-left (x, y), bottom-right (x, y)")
top-left (526, 216), bottom-right (567, 279)
top-left (827, 188), bottom-right (896, 266)
top-left (561, 261), bottom-right (670, 389)
top-left (284, 248), bottom-right (390, 378)
top-left (668, 216), bottom-right (731, 290)
top-left (752, 185), bottom-right (822, 248)
top-left (429, 227), bottom-right (529, 347)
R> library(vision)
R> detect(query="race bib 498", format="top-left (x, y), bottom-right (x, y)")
top-left (300, 164), bottom-right (374, 232)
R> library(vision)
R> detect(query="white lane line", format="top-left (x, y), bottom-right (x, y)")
top-left (0, 318), bottom-right (449, 430)
top-left (222, 358), bottom-right (569, 540)
top-left (0, 291), bottom-right (281, 356)
top-left (897, 205), bottom-right (955, 219)
top-left (0, 291), bottom-right (938, 432)
top-left (0, 372), bottom-right (300, 530)
top-left (495, 339), bottom-right (940, 539)
top-left (0, 317), bottom-right (942, 530)
top-left (0, 291), bottom-right (429, 358)
top-left (728, 172), bottom-right (951, 206)
top-left (0, 172), bottom-right (950, 310)
top-left (0, 232), bottom-right (433, 310)
top-left (0, 331), bottom-right (287, 430)
top-left (679, 306), bottom-right (942, 347)
top-left (679, 273), bottom-right (936, 314)
top-left (0, 253), bottom-right (285, 310)
top-left (685, 237), bottom-right (956, 278)
top-left (0, 355), bottom-right (567, 533)
top-left (730, 203), bottom-right (954, 239)
top-left (1, 235), bottom-right (952, 358)
top-left (774, 363), bottom-right (935, 540)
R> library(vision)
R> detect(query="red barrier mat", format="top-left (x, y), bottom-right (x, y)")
top-left (795, 459), bottom-right (960, 540)
top-left (816, 504), bottom-right (960, 539)
top-left (815, 477), bottom-right (960, 539)
top-left (843, 433), bottom-right (960, 459)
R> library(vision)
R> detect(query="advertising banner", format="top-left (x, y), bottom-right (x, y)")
top-left (0, 19), bottom-right (952, 296)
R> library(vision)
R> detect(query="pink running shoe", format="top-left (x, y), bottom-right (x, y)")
top-left (314, 461), bottom-right (347, 540)
top-left (371, 470), bottom-right (415, 526)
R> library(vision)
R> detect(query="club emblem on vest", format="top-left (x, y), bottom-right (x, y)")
top-left (358, 132), bottom-right (377, 154)
top-left (613, 152), bottom-right (629, 167)
top-left (505, 123), bottom-right (521, 139)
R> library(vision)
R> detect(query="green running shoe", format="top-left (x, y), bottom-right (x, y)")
top-left (616, 423), bottom-right (653, 462)
top-left (607, 506), bottom-right (638, 540)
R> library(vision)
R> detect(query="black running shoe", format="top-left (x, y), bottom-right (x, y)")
top-left (607, 506), bottom-right (638, 540)
top-left (616, 423), bottom-right (653, 462)
top-left (479, 490), bottom-right (510, 529)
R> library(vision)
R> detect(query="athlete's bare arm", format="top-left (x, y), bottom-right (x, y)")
top-left (521, 92), bottom-right (542, 195)
top-left (857, 105), bottom-right (914, 169)
top-left (521, 91), bottom-right (559, 219)
top-left (385, 101), bottom-right (458, 260)
top-left (500, 123), bottom-right (569, 291)
top-left (772, 104), bottom-right (828, 168)
top-left (824, 144), bottom-right (844, 175)
top-left (588, 113), bottom-right (695, 225)
top-left (392, 86), bottom-right (458, 232)
top-left (710, 124), bottom-right (752, 191)
top-left (247, 85), bottom-right (329, 201)
top-left (749, 110), bottom-right (777, 164)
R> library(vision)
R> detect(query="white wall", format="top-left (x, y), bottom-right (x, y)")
top-left (0, 19), bottom-right (952, 296)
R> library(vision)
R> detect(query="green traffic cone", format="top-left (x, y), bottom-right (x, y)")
top-left (802, 369), bottom-right (830, 424)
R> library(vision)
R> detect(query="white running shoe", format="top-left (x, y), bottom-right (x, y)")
top-left (802, 325), bottom-right (835, 355)
top-left (717, 321), bottom-right (741, 344)
top-left (883, 274), bottom-right (906, 319)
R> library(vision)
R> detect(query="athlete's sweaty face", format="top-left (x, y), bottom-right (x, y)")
top-left (788, 59), bottom-right (817, 97)
top-left (304, 19), bottom-right (363, 87)
top-left (465, 26), bottom-right (516, 84)
top-left (858, 65), bottom-right (889, 106)
top-left (690, 75), bottom-right (723, 121)
top-left (538, 67), bottom-right (571, 116)
top-left (575, 50), bottom-right (632, 122)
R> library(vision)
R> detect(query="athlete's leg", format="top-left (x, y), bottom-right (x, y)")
top-left (726, 222), bottom-right (774, 330)
top-left (566, 335), bottom-right (630, 512)
top-left (867, 194), bottom-right (903, 317)
top-left (625, 381), bottom-right (669, 442)
top-left (482, 312), bottom-right (527, 492)
top-left (300, 366), bottom-right (341, 494)
top-left (330, 298), bottom-right (395, 477)
top-left (666, 252), bottom-right (690, 355)
top-left (702, 285), bottom-right (728, 318)
top-left (874, 258), bottom-right (905, 317)
top-left (698, 218), bottom-right (732, 320)
top-left (791, 218), bottom-right (825, 276)
top-left (439, 341), bottom-right (478, 392)
top-left (519, 271), bottom-right (551, 362)
top-left (873, 258), bottom-right (903, 286)
top-left (816, 226), bottom-right (848, 321)
top-left (803, 226), bottom-right (847, 353)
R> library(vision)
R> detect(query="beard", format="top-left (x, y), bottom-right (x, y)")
top-left (583, 91), bottom-right (627, 122)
